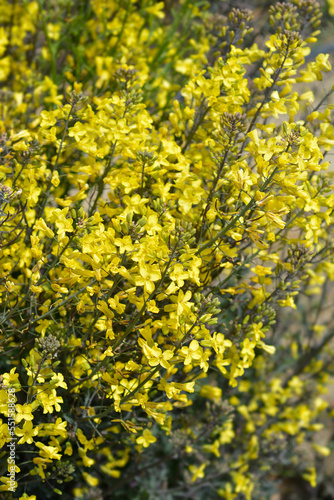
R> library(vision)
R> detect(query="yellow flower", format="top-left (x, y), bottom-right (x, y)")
top-left (303, 467), bottom-right (317, 488)
top-left (164, 290), bottom-right (193, 316)
top-left (34, 218), bottom-right (55, 238)
top-left (138, 338), bottom-right (174, 369)
top-left (203, 439), bottom-right (221, 457)
top-left (136, 429), bottom-right (157, 448)
top-left (199, 385), bottom-right (222, 402)
top-left (145, 2), bottom-right (165, 18)
top-left (37, 390), bottom-right (63, 414)
top-left (135, 263), bottom-right (161, 294)
top-left (15, 404), bottom-right (34, 423)
top-left (15, 421), bottom-right (38, 444)
top-left (40, 110), bottom-right (58, 128)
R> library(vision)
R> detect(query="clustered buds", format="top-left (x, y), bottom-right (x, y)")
top-left (254, 304), bottom-right (277, 326)
top-left (269, 3), bottom-right (299, 33)
top-left (112, 212), bottom-right (147, 236)
top-left (36, 334), bottom-right (61, 358)
top-left (226, 8), bottom-right (253, 46)
top-left (277, 29), bottom-right (303, 53)
top-left (114, 67), bottom-right (142, 108)
top-left (0, 133), bottom-right (10, 166)
top-left (0, 133), bottom-right (8, 151)
top-left (228, 8), bottom-right (253, 28)
top-left (0, 184), bottom-right (21, 211)
top-left (193, 293), bottom-right (220, 325)
top-left (114, 67), bottom-right (137, 89)
top-left (287, 245), bottom-right (310, 268)
top-left (152, 197), bottom-right (175, 216)
top-left (172, 220), bottom-right (197, 247)
top-left (0, 184), bottom-right (13, 204)
top-left (205, 7), bottom-right (253, 62)
top-left (136, 149), bottom-right (158, 167)
top-left (21, 139), bottom-right (40, 161)
top-left (66, 89), bottom-right (88, 108)
top-left (297, 0), bottom-right (321, 34)
top-left (206, 399), bottom-right (234, 425)
top-left (281, 123), bottom-right (301, 149)
top-left (50, 461), bottom-right (75, 484)
top-left (170, 428), bottom-right (192, 455)
top-left (269, 0), bottom-right (321, 38)
top-left (287, 129), bottom-right (300, 147)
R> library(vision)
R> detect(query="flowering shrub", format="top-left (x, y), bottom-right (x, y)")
top-left (0, 0), bottom-right (334, 498)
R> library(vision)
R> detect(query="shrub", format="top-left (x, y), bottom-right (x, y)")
top-left (0, 1), bottom-right (334, 499)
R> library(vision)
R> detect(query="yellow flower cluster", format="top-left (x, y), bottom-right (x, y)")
top-left (0, 0), bottom-right (333, 498)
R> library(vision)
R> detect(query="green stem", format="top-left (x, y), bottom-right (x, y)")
top-left (16, 280), bottom-right (96, 328)
top-left (182, 100), bottom-right (210, 154)
top-left (111, 236), bottom-right (181, 350)
top-left (196, 135), bottom-right (233, 243)
top-left (240, 40), bottom-right (292, 155)
top-left (77, 318), bottom-right (200, 421)
top-left (27, 354), bottom-right (47, 403)
top-left (71, 237), bottom-right (181, 391)
top-left (37, 103), bottom-right (75, 221)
